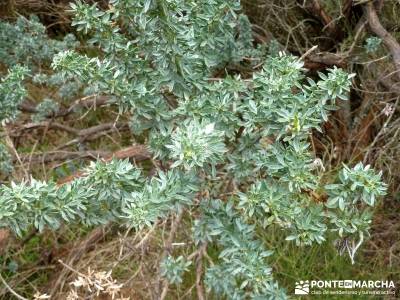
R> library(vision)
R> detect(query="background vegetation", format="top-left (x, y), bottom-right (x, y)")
top-left (0, 0), bottom-right (399, 299)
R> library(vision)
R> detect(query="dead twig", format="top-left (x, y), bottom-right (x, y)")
top-left (299, 45), bottom-right (318, 61)
top-left (158, 212), bottom-right (184, 300)
top-left (195, 243), bottom-right (207, 300)
top-left (0, 272), bottom-right (29, 300)
top-left (56, 144), bottom-right (152, 185)
top-left (7, 121), bottom-right (127, 141)
top-left (298, 0), bottom-right (344, 42)
top-left (13, 150), bottom-right (110, 164)
top-left (19, 95), bottom-right (112, 118)
top-left (50, 226), bottom-right (108, 297)
top-left (364, 1), bottom-right (400, 81)
top-left (2, 124), bottom-right (29, 180)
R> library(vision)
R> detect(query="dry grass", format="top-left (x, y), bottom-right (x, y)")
top-left (1, 1), bottom-right (399, 299)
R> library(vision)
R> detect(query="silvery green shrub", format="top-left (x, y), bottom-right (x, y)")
top-left (0, 1), bottom-right (387, 298)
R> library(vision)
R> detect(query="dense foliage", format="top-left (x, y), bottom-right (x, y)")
top-left (0, 0), bottom-right (387, 298)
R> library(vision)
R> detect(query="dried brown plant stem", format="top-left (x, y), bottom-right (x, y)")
top-left (299, 45), bottom-right (318, 61)
top-left (2, 124), bottom-right (29, 180)
top-left (195, 243), bottom-right (207, 300)
top-left (363, 97), bottom-right (399, 164)
top-left (19, 95), bottom-right (111, 118)
top-left (364, 1), bottom-right (400, 81)
top-left (158, 212), bottom-right (184, 300)
top-left (0, 272), bottom-right (29, 300)
top-left (57, 259), bottom-right (86, 278)
top-left (50, 226), bottom-right (108, 297)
